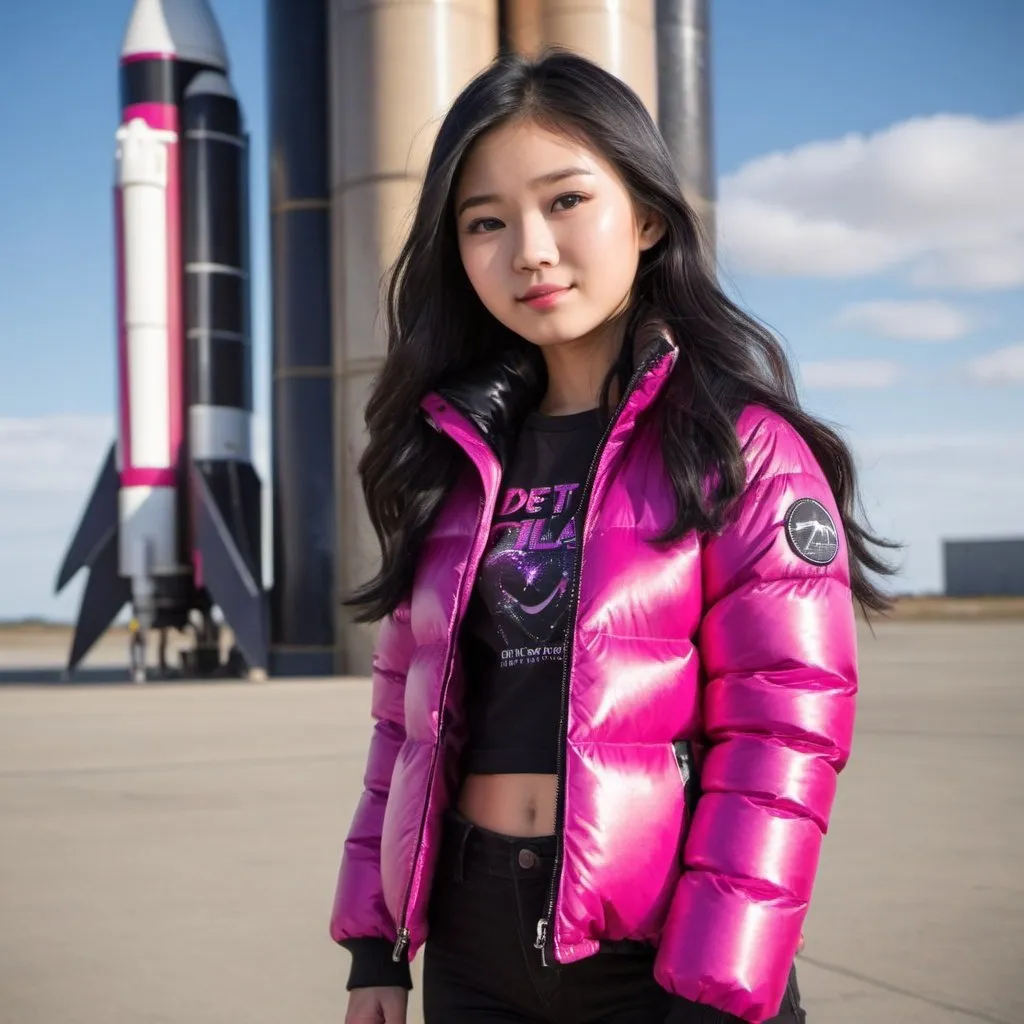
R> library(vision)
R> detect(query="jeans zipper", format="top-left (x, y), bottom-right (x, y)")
top-left (393, 490), bottom-right (489, 963)
top-left (534, 351), bottom-right (662, 966)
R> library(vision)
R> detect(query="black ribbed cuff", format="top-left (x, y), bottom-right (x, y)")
top-left (341, 937), bottom-right (413, 991)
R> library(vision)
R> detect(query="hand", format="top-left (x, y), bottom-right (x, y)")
top-left (345, 986), bottom-right (408, 1024)
top-left (797, 932), bottom-right (805, 954)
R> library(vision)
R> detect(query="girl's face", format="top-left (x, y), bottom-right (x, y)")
top-left (454, 119), bottom-right (663, 353)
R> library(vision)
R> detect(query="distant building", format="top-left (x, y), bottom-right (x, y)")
top-left (943, 538), bottom-right (1024, 597)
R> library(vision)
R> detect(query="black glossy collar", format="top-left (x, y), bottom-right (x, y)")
top-left (435, 347), bottom-right (544, 469)
top-left (434, 329), bottom-right (677, 468)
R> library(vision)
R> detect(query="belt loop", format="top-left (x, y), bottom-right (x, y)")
top-left (454, 818), bottom-right (472, 883)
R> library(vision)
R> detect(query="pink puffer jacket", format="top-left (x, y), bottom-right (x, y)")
top-left (331, 334), bottom-right (858, 1022)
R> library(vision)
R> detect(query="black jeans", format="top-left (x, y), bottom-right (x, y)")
top-left (423, 812), bottom-right (806, 1023)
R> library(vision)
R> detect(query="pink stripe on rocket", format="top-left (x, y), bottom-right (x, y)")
top-left (120, 51), bottom-right (175, 64)
top-left (114, 186), bottom-right (131, 476)
top-left (164, 109), bottom-right (184, 474)
top-left (122, 467), bottom-right (178, 488)
top-left (122, 102), bottom-right (178, 132)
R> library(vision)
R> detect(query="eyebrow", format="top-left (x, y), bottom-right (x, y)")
top-left (456, 167), bottom-right (594, 217)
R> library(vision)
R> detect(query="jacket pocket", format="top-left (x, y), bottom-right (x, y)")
top-left (672, 739), bottom-right (701, 818)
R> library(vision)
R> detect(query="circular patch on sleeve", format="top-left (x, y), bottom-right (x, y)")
top-left (784, 498), bottom-right (839, 565)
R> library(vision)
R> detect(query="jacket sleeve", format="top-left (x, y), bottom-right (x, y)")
top-left (653, 416), bottom-right (858, 1023)
top-left (330, 601), bottom-right (417, 990)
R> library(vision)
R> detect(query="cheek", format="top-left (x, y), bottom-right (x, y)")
top-left (461, 242), bottom-right (497, 289)
top-left (562, 194), bottom-right (639, 262)
top-left (460, 242), bottom-right (513, 321)
top-left (595, 199), bottom-right (642, 254)
top-left (573, 204), bottom-right (640, 285)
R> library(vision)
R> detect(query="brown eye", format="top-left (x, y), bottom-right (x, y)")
top-left (467, 217), bottom-right (503, 234)
top-left (552, 193), bottom-right (585, 212)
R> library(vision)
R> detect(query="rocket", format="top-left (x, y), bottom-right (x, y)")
top-left (55, 0), bottom-right (267, 681)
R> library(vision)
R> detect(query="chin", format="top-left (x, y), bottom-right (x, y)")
top-left (510, 313), bottom-right (605, 349)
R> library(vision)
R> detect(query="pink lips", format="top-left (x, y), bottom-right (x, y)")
top-left (519, 285), bottom-right (571, 310)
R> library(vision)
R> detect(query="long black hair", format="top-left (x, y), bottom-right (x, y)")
top-left (346, 49), bottom-right (897, 622)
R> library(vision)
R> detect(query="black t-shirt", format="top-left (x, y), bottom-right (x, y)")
top-left (459, 407), bottom-right (605, 775)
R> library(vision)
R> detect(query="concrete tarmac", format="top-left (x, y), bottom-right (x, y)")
top-left (0, 619), bottom-right (1021, 1023)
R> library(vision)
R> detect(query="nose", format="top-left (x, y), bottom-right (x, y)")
top-left (513, 212), bottom-right (558, 273)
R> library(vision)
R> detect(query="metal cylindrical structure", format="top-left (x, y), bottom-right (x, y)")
top-left (267, 0), bottom-right (336, 675)
top-left (655, 0), bottom-right (715, 249)
top-left (501, 0), bottom-right (544, 54)
top-left (502, 0), bottom-right (658, 118)
top-left (328, 0), bottom-right (499, 675)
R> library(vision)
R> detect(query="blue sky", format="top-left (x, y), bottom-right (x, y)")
top-left (1, 0), bottom-right (1022, 620)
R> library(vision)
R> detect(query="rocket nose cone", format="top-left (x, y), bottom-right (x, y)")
top-left (184, 69), bottom-right (236, 101)
top-left (121, 0), bottom-right (229, 71)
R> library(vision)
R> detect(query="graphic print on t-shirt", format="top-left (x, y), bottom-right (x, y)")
top-left (476, 480), bottom-right (582, 664)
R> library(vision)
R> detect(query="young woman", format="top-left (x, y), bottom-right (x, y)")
top-left (330, 50), bottom-right (893, 1024)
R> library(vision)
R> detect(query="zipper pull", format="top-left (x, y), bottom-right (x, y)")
top-left (392, 928), bottom-right (410, 962)
top-left (534, 917), bottom-right (548, 951)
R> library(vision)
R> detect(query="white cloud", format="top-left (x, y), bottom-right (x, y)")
top-left (0, 415), bottom-right (114, 495)
top-left (849, 430), bottom-right (1024, 593)
top-left (800, 359), bottom-right (904, 389)
top-left (911, 239), bottom-right (1024, 291)
top-left (719, 114), bottom-right (1024, 291)
top-left (0, 415), bottom-right (113, 621)
top-left (833, 299), bottom-right (976, 341)
top-left (964, 344), bottom-right (1024, 385)
top-left (856, 432), bottom-right (1024, 461)
top-left (0, 414), bottom-right (273, 621)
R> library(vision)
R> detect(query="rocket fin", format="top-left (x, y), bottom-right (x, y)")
top-left (192, 465), bottom-right (268, 671)
top-left (67, 525), bottom-right (131, 671)
top-left (56, 442), bottom-right (120, 592)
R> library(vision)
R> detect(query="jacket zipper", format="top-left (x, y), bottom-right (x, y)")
top-left (534, 351), bottom-right (663, 967)
top-left (672, 739), bottom-right (699, 818)
top-left (393, 490), bottom-right (490, 963)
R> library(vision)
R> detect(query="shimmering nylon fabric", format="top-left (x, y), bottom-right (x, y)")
top-left (330, 350), bottom-right (858, 1023)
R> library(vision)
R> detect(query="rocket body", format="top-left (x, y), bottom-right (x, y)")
top-left (115, 53), bottom-right (187, 616)
top-left (56, 0), bottom-right (266, 677)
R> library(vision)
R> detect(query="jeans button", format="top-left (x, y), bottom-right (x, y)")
top-left (518, 848), bottom-right (538, 870)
